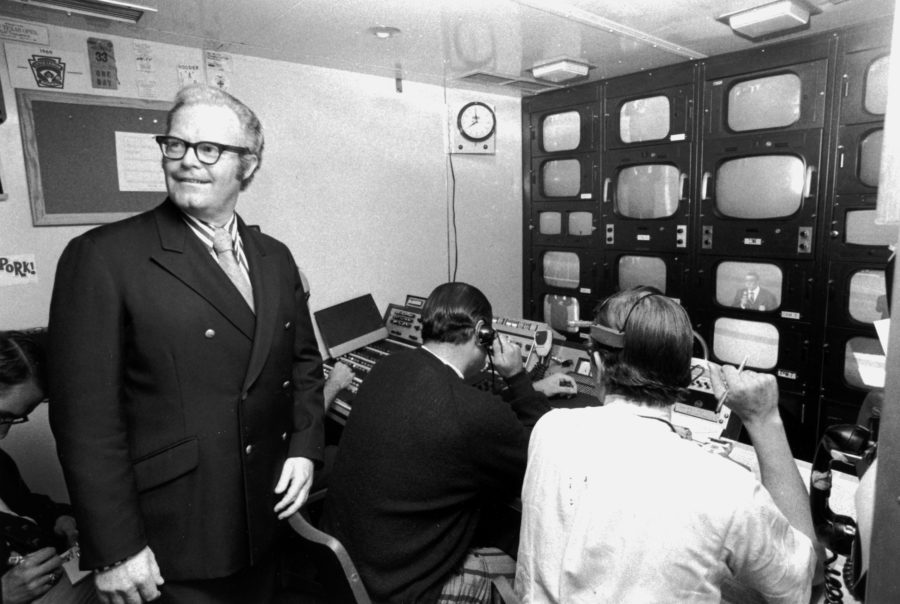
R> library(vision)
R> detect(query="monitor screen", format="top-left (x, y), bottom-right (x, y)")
top-left (543, 294), bottom-right (580, 333)
top-left (568, 211), bottom-right (593, 236)
top-left (616, 164), bottom-right (680, 219)
top-left (542, 110), bottom-right (581, 152)
top-left (727, 73), bottom-right (801, 132)
top-left (542, 159), bottom-right (581, 198)
top-left (542, 251), bottom-right (580, 289)
top-left (859, 128), bottom-right (883, 187)
top-left (715, 261), bottom-right (783, 312)
top-left (845, 209), bottom-right (899, 246)
top-left (713, 317), bottom-right (779, 370)
top-left (538, 212), bottom-right (562, 235)
top-left (716, 155), bottom-right (804, 219)
top-left (618, 255), bottom-right (667, 292)
top-left (619, 95), bottom-right (670, 143)
top-left (844, 336), bottom-right (885, 390)
top-left (864, 55), bottom-right (890, 116)
top-left (849, 269), bottom-right (888, 323)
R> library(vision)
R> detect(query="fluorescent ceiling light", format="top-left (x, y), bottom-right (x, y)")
top-left (9, 0), bottom-right (157, 24)
top-left (720, 0), bottom-right (820, 40)
top-left (530, 58), bottom-right (593, 83)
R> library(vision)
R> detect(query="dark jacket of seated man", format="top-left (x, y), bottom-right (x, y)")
top-left (321, 282), bottom-right (554, 603)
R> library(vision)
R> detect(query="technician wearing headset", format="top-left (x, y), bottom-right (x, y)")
top-left (516, 286), bottom-right (823, 603)
top-left (322, 281), bottom-right (574, 603)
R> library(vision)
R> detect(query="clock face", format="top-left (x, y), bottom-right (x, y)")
top-left (457, 101), bottom-right (496, 142)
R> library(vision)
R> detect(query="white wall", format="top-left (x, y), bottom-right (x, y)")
top-left (0, 21), bottom-right (523, 500)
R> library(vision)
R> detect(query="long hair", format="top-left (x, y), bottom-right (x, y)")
top-left (167, 84), bottom-right (264, 190)
top-left (593, 287), bottom-right (693, 407)
top-left (421, 282), bottom-right (492, 345)
top-left (0, 329), bottom-right (47, 393)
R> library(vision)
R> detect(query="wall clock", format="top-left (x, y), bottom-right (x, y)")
top-left (449, 101), bottom-right (496, 154)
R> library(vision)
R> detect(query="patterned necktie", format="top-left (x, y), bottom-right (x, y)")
top-left (212, 227), bottom-right (254, 312)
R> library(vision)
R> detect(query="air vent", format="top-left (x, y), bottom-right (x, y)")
top-left (456, 71), bottom-right (561, 94)
top-left (9, 0), bottom-right (157, 23)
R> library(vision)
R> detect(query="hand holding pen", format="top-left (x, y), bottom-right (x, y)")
top-left (715, 355), bottom-right (748, 413)
top-left (709, 358), bottom-right (781, 428)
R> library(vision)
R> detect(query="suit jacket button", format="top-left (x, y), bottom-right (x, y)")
top-left (282, 380), bottom-right (290, 389)
top-left (245, 444), bottom-right (253, 455)
top-left (204, 329), bottom-right (215, 338)
top-left (284, 321), bottom-right (292, 329)
top-left (281, 432), bottom-right (288, 441)
top-left (241, 392), bottom-right (248, 401)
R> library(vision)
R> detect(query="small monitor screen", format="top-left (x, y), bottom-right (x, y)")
top-left (715, 261), bottom-right (783, 312)
top-left (543, 294), bottom-right (580, 333)
top-left (844, 336), bottom-right (885, 390)
top-left (864, 55), bottom-right (890, 116)
top-left (618, 255), bottom-right (667, 292)
top-left (542, 251), bottom-right (580, 289)
top-left (727, 73), bottom-right (801, 131)
top-left (568, 212), bottom-right (593, 236)
top-left (542, 111), bottom-right (581, 152)
top-left (849, 269), bottom-right (888, 323)
top-left (713, 318), bottom-right (779, 370)
top-left (616, 164), bottom-right (680, 219)
top-left (845, 209), bottom-right (899, 246)
top-left (619, 95), bottom-right (670, 143)
top-left (859, 128), bottom-right (883, 187)
top-left (538, 212), bottom-right (562, 235)
top-left (716, 155), bottom-right (804, 219)
top-left (542, 159), bottom-right (581, 198)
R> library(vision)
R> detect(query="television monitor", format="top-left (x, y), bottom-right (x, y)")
top-left (314, 293), bottom-right (389, 359)
top-left (843, 336), bottom-right (885, 390)
top-left (714, 261), bottom-right (782, 313)
top-left (704, 54), bottom-right (828, 137)
top-left (828, 198), bottom-right (898, 261)
top-left (712, 317), bottom-right (779, 370)
top-left (541, 110), bottom-right (581, 153)
top-left (538, 211), bottom-right (562, 235)
top-left (614, 164), bottom-right (682, 219)
top-left (531, 155), bottom-right (594, 202)
top-left (617, 255), bottom-right (668, 293)
top-left (863, 55), bottom-right (889, 116)
top-left (619, 95), bottom-right (670, 144)
top-left (836, 124), bottom-right (884, 194)
top-left (699, 131), bottom-right (820, 258)
top-left (542, 294), bottom-right (581, 334)
top-left (847, 269), bottom-right (887, 325)
top-left (532, 209), bottom-right (599, 248)
top-left (838, 42), bottom-right (891, 125)
top-left (858, 128), bottom-right (883, 188)
top-left (727, 72), bottom-right (801, 132)
top-left (541, 250), bottom-right (580, 289)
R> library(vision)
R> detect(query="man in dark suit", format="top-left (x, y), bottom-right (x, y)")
top-left (48, 85), bottom-right (325, 604)
top-left (732, 271), bottom-right (779, 311)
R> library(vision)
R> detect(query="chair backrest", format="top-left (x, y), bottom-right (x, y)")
top-left (287, 510), bottom-right (372, 604)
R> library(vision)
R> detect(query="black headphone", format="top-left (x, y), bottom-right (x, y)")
top-left (476, 323), bottom-right (496, 349)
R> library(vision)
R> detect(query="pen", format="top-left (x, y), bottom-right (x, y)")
top-left (7, 554), bottom-right (25, 566)
top-left (716, 355), bottom-right (749, 414)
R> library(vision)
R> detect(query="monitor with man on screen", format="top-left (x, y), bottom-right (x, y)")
top-left (733, 271), bottom-right (779, 311)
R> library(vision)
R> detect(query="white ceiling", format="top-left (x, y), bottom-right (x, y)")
top-left (0, 0), bottom-right (895, 95)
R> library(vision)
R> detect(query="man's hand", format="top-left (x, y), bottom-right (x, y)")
top-left (532, 373), bottom-right (578, 397)
top-left (490, 335), bottom-right (524, 379)
top-left (274, 457), bottom-right (314, 519)
top-left (53, 514), bottom-right (79, 548)
top-left (709, 362), bottom-right (780, 428)
top-left (2, 547), bottom-right (63, 604)
top-left (323, 362), bottom-right (355, 410)
top-left (94, 546), bottom-right (164, 604)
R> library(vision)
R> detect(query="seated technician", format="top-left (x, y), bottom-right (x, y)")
top-left (0, 330), bottom-right (96, 604)
top-left (516, 287), bottom-right (821, 603)
top-left (322, 281), bottom-right (573, 603)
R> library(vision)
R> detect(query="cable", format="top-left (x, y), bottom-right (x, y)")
top-left (822, 550), bottom-right (844, 604)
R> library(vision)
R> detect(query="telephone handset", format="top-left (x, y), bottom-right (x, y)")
top-left (810, 423), bottom-right (876, 602)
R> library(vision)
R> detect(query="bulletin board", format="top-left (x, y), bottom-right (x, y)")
top-left (16, 89), bottom-right (171, 226)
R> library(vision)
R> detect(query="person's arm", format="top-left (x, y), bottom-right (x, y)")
top-left (323, 362), bottom-right (354, 411)
top-left (489, 335), bottom-right (552, 428)
top-left (1, 548), bottom-right (63, 604)
top-left (711, 365), bottom-right (824, 579)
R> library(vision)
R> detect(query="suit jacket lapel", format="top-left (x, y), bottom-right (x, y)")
top-left (239, 220), bottom-right (278, 392)
top-left (150, 200), bottom-right (256, 340)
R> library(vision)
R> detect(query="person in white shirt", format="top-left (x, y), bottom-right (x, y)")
top-left (516, 286), bottom-right (823, 603)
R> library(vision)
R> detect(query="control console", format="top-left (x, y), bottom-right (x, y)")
top-left (672, 357), bottom-right (731, 442)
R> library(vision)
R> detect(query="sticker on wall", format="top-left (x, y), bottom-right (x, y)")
top-left (28, 53), bottom-right (66, 88)
top-left (0, 254), bottom-right (38, 286)
top-left (133, 40), bottom-right (156, 73)
top-left (177, 63), bottom-right (203, 88)
top-left (0, 19), bottom-right (49, 45)
top-left (87, 38), bottom-right (117, 90)
top-left (205, 50), bottom-right (232, 90)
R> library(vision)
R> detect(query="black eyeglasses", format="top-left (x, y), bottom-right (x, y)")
top-left (0, 415), bottom-right (29, 426)
top-left (155, 135), bottom-right (250, 165)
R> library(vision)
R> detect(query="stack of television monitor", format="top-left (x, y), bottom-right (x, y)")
top-left (520, 21), bottom-right (894, 459)
top-left (523, 84), bottom-right (602, 336)
top-left (820, 22), bottom-right (895, 436)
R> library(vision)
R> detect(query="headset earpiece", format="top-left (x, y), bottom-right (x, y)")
top-left (476, 323), bottom-right (496, 349)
